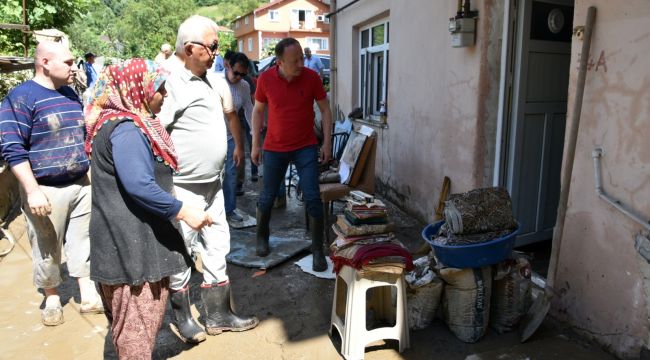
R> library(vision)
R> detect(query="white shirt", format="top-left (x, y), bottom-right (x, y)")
top-left (159, 65), bottom-right (234, 183)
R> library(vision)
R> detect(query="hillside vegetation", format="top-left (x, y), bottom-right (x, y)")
top-left (196, 0), bottom-right (266, 25)
top-left (0, 0), bottom-right (265, 60)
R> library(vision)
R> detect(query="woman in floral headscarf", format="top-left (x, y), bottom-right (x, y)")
top-left (85, 58), bottom-right (212, 358)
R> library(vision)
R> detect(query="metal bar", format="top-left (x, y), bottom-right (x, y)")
top-left (592, 148), bottom-right (650, 232)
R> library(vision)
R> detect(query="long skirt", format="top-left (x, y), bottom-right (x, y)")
top-left (99, 279), bottom-right (169, 359)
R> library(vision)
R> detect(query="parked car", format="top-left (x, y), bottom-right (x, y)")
top-left (258, 55), bottom-right (330, 83)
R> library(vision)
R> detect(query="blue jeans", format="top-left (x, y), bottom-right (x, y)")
top-left (240, 116), bottom-right (258, 177)
top-left (258, 145), bottom-right (323, 217)
top-left (223, 137), bottom-right (237, 215)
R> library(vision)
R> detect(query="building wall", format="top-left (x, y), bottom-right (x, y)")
top-left (332, 0), bottom-right (650, 357)
top-left (333, 0), bottom-right (503, 222)
top-left (243, 31), bottom-right (261, 60)
top-left (255, 0), bottom-right (330, 34)
top-left (233, 13), bottom-right (255, 38)
top-left (554, 1), bottom-right (650, 358)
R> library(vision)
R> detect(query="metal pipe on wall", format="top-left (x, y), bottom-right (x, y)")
top-left (330, 0), bottom-right (337, 121)
top-left (592, 147), bottom-right (650, 232)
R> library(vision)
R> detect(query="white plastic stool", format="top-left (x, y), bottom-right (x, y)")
top-left (329, 265), bottom-right (410, 360)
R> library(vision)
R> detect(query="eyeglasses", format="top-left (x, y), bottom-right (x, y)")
top-left (232, 70), bottom-right (248, 78)
top-left (186, 40), bottom-right (219, 55)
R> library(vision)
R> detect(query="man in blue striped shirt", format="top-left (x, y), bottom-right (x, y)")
top-left (0, 41), bottom-right (102, 326)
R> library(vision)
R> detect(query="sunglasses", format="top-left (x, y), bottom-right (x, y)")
top-left (232, 70), bottom-right (248, 78)
top-left (186, 40), bottom-right (219, 54)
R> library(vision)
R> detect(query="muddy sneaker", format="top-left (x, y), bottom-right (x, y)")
top-left (80, 298), bottom-right (104, 314)
top-left (42, 295), bottom-right (64, 326)
top-left (227, 212), bottom-right (244, 222)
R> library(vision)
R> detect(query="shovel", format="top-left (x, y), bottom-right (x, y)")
top-left (519, 6), bottom-right (597, 342)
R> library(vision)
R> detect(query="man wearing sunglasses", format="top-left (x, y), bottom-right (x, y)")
top-left (158, 15), bottom-right (257, 344)
top-left (219, 51), bottom-right (254, 224)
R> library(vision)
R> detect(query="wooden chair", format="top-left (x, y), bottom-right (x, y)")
top-left (287, 132), bottom-right (349, 199)
top-left (305, 134), bottom-right (377, 242)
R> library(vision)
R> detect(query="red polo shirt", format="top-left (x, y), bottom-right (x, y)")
top-left (255, 66), bottom-right (326, 152)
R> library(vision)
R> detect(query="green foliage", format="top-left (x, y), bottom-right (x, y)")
top-left (115, 0), bottom-right (195, 59)
top-left (0, 70), bottom-right (33, 99)
top-left (0, 0), bottom-right (95, 55)
top-left (195, 0), bottom-right (265, 26)
top-left (65, 5), bottom-right (120, 58)
top-left (195, 0), bottom-right (220, 6)
top-left (217, 31), bottom-right (237, 55)
top-left (261, 40), bottom-right (278, 58)
top-left (65, 0), bottom-right (195, 60)
top-left (196, 5), bottom-right (222, 22)
top-left (0, 0), bottom-right (261, 61)
top-left (101, 0), bottom-right (129, 17)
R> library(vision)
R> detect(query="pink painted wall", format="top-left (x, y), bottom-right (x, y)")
top-left (553, 1), bottom-right (650, 358)
top-left (332, 0), bottom-right (503, 222)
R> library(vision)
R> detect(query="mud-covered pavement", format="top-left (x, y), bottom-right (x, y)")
top-left (0, 171), bottom-right (616, 359)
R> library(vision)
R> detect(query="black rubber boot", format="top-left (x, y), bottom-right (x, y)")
top-left (309, 215), bottom-right (327, 272)
top-left (256, 209), bottom-right (271, 257)
top-left (169, 288), bottom-right (207, 344)
top-left (201, 283), bottom-right (259, 335)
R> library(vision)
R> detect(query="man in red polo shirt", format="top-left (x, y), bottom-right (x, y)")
top-left (251, 37), bottom-right (332, 271)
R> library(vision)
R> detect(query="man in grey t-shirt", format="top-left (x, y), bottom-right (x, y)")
top-left (159, 15), bottom-right (258, 343)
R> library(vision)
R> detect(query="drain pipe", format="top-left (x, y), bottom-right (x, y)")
top-left (330, 0), bottom-right (337, 121)
top-left (546, 6), bottom-right (597, 290)
top-left (592, 147), bottom-right (650, 232)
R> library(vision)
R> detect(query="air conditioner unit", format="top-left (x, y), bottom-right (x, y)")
top-left (317, 15), bottom-right (324, 22)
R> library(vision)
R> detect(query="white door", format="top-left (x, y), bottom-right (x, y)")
top-left (505, 0), bottom-right (574, 246)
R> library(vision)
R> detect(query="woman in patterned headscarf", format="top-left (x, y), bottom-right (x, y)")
top-left (84, 58), bottom-right (213, 358)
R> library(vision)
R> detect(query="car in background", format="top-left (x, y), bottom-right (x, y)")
top-left (258, 55), bottom-right (330, 83)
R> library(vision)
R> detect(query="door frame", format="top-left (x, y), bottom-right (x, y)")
top-left (494, 0), bottom-right (574, 245)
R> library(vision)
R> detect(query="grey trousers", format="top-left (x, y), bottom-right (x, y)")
top-left (21, 175), bottom-right (91, 289)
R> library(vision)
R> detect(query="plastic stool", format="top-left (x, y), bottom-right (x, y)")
top-left (329, 265), bottom-right (410, 359)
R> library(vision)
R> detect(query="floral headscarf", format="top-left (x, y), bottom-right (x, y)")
top-left (84, 58), bottom-right (178, 171)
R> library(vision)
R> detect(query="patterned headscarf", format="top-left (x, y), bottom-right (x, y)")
top-left (84, 58), bottom-right (178, 171)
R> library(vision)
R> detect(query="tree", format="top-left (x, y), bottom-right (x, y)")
top-left (0, 0), bottom-right (94, 55)
top-left (261, 40), bottom-right (279, 58)
top-left (115, 0), bottom-right (195, 59)
top-left (65, 4), bottom-right (121, 59)
top-left (217, 31), bottom-right (237, 55)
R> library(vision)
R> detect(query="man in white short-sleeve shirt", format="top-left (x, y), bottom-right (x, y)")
top-left (158, 15), bottom-right (257, 344)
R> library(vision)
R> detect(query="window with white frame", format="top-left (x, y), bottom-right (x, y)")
top-left (269, 10), bottom-right (280, 22)
top-left (306, 37), bottom-right (329, 51)
top-left (247, 38), bottom-right (253, 52)
top-left (291, 9), bottom-right (315, 29)
top-left (245, 16), bottom-right (249, 25)
top-left (359, 19), bottom-right (389, 120)
top-left (235, 20), bottom-right (240, 29)
top-left (238, 39), bottom-right (243, 52)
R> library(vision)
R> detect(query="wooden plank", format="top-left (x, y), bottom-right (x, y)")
top-left (0, 24), bottom-right (30, 31)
